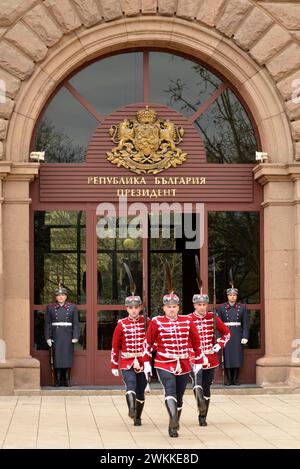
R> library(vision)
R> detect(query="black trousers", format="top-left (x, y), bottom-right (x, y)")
top-left (190, 368), bottom-right (215, 398)
top-left (121, 368), bottom-right (147, 401)
top-left (157, 368), bottom-right (190, 408)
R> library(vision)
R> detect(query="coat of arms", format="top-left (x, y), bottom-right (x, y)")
top-left (106, 107), bottom-right (187, 174)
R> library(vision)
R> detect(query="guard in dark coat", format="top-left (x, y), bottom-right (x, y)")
top-left (217, 286), bottom-right (249, 385)
top-left (45, 286), bottom-right (80, 386)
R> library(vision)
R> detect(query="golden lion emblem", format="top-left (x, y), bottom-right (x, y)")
top-left (106, 107), bottom-right (187, 174)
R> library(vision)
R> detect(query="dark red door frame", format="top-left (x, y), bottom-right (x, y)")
top-left (30, 180), bottom-right (264, 385)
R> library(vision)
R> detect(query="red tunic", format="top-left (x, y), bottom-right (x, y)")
top-left (111, 315), bottom-right (146, 372)
top-left (188, 311), bottom-right (231, 369)
top-left (143, 315), bottom-right (208, 375)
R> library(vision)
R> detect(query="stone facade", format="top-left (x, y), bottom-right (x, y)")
top-left (0, 0), bottom-right (299, 393)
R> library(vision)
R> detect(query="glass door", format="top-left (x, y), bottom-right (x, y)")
top-left (149, 213), bottom-right (200, 317)
top-left (31, 210), bottom-right (88, 385)
top-left (94, 213), bottom-right (144, 385)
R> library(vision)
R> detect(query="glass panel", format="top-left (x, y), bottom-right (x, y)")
top-left (70, 53), bottom-right (143, 116)
top-left (149, 213), bottom-right (200, 316)
top-left (33, 309), bottom-right (86, 350)
top-left (208, 211), bottom-right (260, 304)
top-left (97, 310), bottom-right (127, 350)
top-left (32, 87), bottom-right (97, 162)
top-left (247, 310), bottom-right (261, 349)
top-left (149, 52), bottom-right (222, 118)
top-left (34, 211), bottom-right (86, 304)
top-left (149, 213), bottom-right (179, 251)
top-left (97, 217), bottom-right (143, 304)
top-left (75, 310), bottom-right (87, 350)
top-left (33, 310), bottom-right (48, 350)
top-left (150, 252), bottom-right (183, 317)
top-left (194, 89), bottom-right (257, 163)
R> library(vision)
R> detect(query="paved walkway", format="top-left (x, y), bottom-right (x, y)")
top-left (1, 393), bottom-right (300, 449)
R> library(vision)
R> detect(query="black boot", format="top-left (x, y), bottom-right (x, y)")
top-left (199, 399), bottom-right (210, 426)
top-left (65, 368), bottom-right (71, 387)
top-left (177, 407), bottom-right (182, 431)
top-left (134, 400), bottom-right (144, 426)
top-left (54, 368), bottom-right (61, 387)
top-left (165, 398), bottom-right (179, 438)
top-left (193, 385), bottom-right (206, 415)
top-left (225, 368), bottom-right (232, 385)
top-left (126, 392), bottom-right (136, 419)
top-left (232, 368), bottom-right (240, 386)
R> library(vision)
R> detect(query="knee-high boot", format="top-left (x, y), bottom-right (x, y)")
top-left (134, 399), bottom-right (144, 426)
top-left (193, 385), bottom-right (206, 415)
top-left (165, 397), bottom-right (179, 438)
top-left (199, 398), bottom-right (210, 426)
top-left (225, 368), bottom-right (232, 385)
top-left (126, 391), bottom-right (136, 419)
top-left (54, 368), bottom-right (61, 387)
top-left (177, 407), bottom-right (182, 431)
top-left (65, 368), bottom-right (71, 387)
top-left (233, 368), bottom-right (240, 385)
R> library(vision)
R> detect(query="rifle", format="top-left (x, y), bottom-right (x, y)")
top-left (213, 258), bottom-right (224, 384)
top-left (221, 347), bottom-right (225, 386)
top-left (124, 261), bottom-right (151, 383)
top-left (212, 257), bottom-right (217, 345)
top-left (49, 340), bottom-right (54, 386)
top-left (143, 303), bottom-right (151, 386)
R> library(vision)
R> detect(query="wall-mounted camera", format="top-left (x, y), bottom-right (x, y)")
top-left (255, 151), bottom-right (268, 163)
top-left (30, 151), bottom-right (45, 162)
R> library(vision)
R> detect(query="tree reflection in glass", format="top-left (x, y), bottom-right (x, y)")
top-left (208, 211), bottom-right (260, 304)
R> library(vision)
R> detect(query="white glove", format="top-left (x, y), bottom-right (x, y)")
top-left (193, 363), bottom-right (202, 375)
top-left (241, 338), bottom-right (248, 345)
top-left (211, 343), bottom-right (221, 353)
top-left (111, 369), bottom-right (119, 377)
top-left (72, 339), bottom-right (78, 343)
top-left (46, 339), bottom-right (52, 347)
top-left (143, 362), bottom-right (152, 379)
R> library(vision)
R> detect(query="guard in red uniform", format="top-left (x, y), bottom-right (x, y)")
top-left (111, 294), bottom-right (147, 426)
top-left (143, 292), bottom-right (207, 438)
top-left (188, 292), bottom-right (230, 426)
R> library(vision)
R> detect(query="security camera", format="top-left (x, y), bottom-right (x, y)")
top-left (30, 151), bottom-right (45, 162)
top-left (255, 151), bottom-right (268, 163)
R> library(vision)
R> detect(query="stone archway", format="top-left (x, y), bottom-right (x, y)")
top-left (5, 16), bottom-right (293, 164)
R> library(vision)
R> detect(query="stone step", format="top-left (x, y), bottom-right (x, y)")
top-left (14, 384), bottom-right (298, 396)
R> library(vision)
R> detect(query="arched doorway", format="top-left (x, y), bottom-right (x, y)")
top-left (30, 50), bottom-right (263, 386)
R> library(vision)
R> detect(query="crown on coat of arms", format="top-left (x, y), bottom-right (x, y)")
top-left (136, 106), bottom-right (157, 124)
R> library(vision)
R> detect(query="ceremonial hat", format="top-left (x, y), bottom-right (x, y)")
top-left (163, 292), bottom-right (180, 305)
top-left (226, 287), bottom-right (238, 295)
top-left (125, 295), bottom-right (142, 306)
top-left (193, 255), bottom-right (209, 303)
top-left (162, 259), bottom-right (180, 305)
top-left (123, 262), bottom-right (143, 307)
top-left (55, 285), bottom-right (67, 296)
top-left (192, 293), bottom-right (209, 304)
top-left (227, 267), bottom-right (238, 295)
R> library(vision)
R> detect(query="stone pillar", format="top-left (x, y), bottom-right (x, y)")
top-left (289, 174), bottom-right (300, 386)
top-left (0, 162), bottom-right (40, 393)
top-left (0, 162), bottom-right (11, 352)
top-left (254, 164), bottom-right (300, 389)
top-left (0, 162), bottom-right (12, 392)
